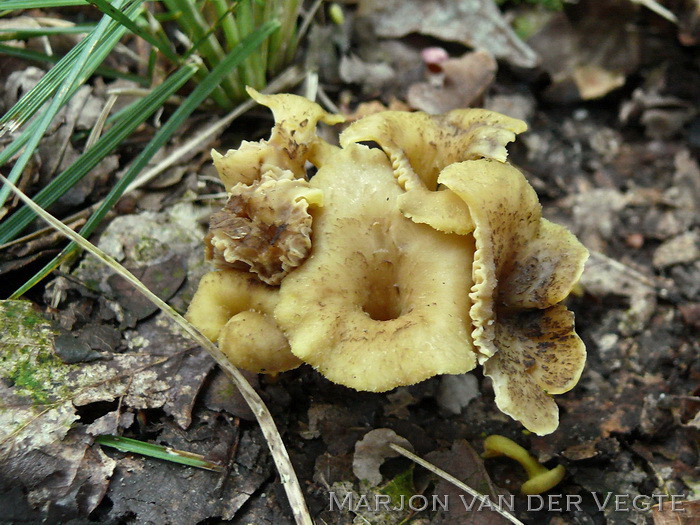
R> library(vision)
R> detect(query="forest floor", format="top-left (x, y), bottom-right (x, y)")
top-left (0, 1), bottom-right (699, 524)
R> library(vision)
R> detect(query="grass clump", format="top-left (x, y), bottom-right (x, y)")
top-left (0, 0), bottom-right (300, 295)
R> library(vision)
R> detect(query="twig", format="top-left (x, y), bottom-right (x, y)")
top-left (389, 443), bottom-right (525, 525)
top-left (630, 0), bottom-right (678, 23)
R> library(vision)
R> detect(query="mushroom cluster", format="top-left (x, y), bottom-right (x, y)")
top-left (186, 88), bottom-right (589, 435)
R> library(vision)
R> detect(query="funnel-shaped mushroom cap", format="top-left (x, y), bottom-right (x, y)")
top-left (438, 158), bottom-right (588, 435)
top-left (339, 109), bottom-right (527, 234)
top-left (438, 159), bottom-right (588, 359)
top-left (206, 168), bottom-right (323, 285)
top-left (186, 270), bottom-right (301, 373)
top-left (274, 144), bottom-right (477, 392)
top-left (212, 88), bottom-right (344, 190)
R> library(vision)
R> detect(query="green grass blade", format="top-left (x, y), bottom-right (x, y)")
top-left (0, 43), bottom-right (148, 85)
top-left (95, 435), bottom-right (224, 472)
top-left (0, 2), bottom-right (128, 209)
top-left (11, 19), bottom-right (281, 298)
top-left (267, 0), bottom-right (300, 74)
top-left (0, 0), bottom-right (144, 210)
top-left (1, 0), bottom-right (88, 8)
top-left (162, 0), bottom-right (241, 103)
top-left (0, 0), bottom-right (142, 134)
top-left (0, 64), bottom-right (197, 244)
top-left (87, 0), bottom-right (181, 64)
top-left (235, 0), bottom-right (265, 90)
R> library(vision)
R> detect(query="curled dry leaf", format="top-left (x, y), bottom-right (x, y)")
top-left (352, 428), bottom-right (413, 486)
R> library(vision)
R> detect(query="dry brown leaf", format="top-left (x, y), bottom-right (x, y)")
top-left (352, 428), bottom-right (413, 486)
top-left (103, 419), bottom-right (271, 523)
top-left (652, 499), bottom-right (700, 525)
top-left (426, 440), bottom-right (511, 525)
top-left (407, 50), bottom-right (497, 114)
top-left (358, 0), bottom-right (538, 68)
top-left (528, 1), bottom-right (641, 102)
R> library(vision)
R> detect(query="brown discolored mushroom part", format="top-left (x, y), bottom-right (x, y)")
top-left (499, 219), bottom-right (590, 309)
top-left (206, 168), bottom-right (323, 285)
top-left (212, 87), bottom-right (344, 190)
top-left (438, 159), bottom-right (588, 360)
top-left (274, 143), bottom-right (477, 392)
top-left (483, 306), bottom-right (586, 436)
top-left (185, 270), bottom-right (301, 373)
top-left (339, 107), bottom-right (527, 234)
top-left (437, 158), bottom-right (587, 434)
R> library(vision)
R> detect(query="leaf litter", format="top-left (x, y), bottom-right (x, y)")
top-left (2, 0), bottom-right (700, 523)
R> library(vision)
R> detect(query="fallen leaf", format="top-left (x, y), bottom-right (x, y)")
top-left (528, 1), bottom-right (641, 102)
top-left (579, 251), bottom-right (657, 335)
top-left (653, 500), bottom-right (700, 525)
top-left (202, 368), bottom-right (258, 421)
top-left (358, 0), bottom-right (538, 68)
top-left (1, 297), bottom-right (215, 503)
top-left (436, 373), bottom-right (480, 416)
top-left (353, 428), bottom-right (413, 486)
top-left (384, 388), bottom-right (416, 419)
top-left (653, 231), bottom-right (700, 269)
top-left (86, 410), bottom-right (135, 436)
top-left (621, 88), bottom-right (697, 140)
top-left (407, 50), bottom-right (497, 113)
top-left (339, 54), bottom-right (395, 95)
top-left (426, 440), bottom-right (511, 525)
top-left (72, 202), bottom-right (209, 326)
top-left (0, 425), bottom-right (115, 519)
top-left (53, 333), bottom-right (104, 364)
top-left (313, 452), bottom-right (354, 487)
top-left (572, 188), bottom-right (630, 251)
top-left (103, 416), bottom-right (270, 523)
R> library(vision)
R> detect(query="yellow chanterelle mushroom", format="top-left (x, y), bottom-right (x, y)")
top-left (186, 88), bottom-right (589, 435)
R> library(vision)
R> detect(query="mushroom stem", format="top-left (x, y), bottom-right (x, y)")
top-left (483, 435), bottom-right (565, 495)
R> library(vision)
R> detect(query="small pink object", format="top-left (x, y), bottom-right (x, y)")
top-left (421, 47), bottom-right (449, 73)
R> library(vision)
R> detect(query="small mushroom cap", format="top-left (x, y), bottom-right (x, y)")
top-left (274, 144), bottom-right (477, 392)
top-left (521, 465), bottom-right (566, 495)
top-left (219, 310), bottom-right (299, 373)
top-left (185, 270), bottom-right (301, 373)
top-left (339, 108), bottom-right (526, 234)
top-left (212, 88), bottom-right (344, 190)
